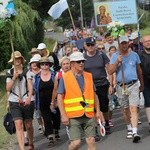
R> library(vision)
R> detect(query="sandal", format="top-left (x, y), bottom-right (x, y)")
top-left (48, 137), bottom-right (55, 147)
top-left (24, 137), bottom-right (29, 146)
top-left (28, 144), bottom-right (34, 150)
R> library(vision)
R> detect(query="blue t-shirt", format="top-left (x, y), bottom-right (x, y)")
top-left (110, 51), bottom-right (141, 83)
top-left (57, 75), bottom-right (84, 94)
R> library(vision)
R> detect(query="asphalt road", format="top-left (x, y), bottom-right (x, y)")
top-left (2, 33), bottom-right (150, 150)
top-left (3, 108), bottom-right (150, 150)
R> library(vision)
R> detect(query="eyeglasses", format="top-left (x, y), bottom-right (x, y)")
top-left (40, 62), bottom-right (50, 66)
top-left (86, 43), bottom-right (95, 47)
top-left (98, 47), bottom-right (105, 50)
top-left (76, 60), bottom-right (85, 64)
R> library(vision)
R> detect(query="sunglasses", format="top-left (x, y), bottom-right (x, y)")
top-left (86, 43), bottom-right (95, 47)
top-left (40, 62), bottom-right (50, 66)
top-left (98, 47), bottom-right (105, 50)
top-left (76, 60), bottom-right (85, 64)
top-left (80, 101), bottom-right (88, 107)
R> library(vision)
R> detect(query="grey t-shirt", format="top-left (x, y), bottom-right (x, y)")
top-left (104, 41), bottom-right (118, 56)
top-left (84, 51), bottom-right (109, 86)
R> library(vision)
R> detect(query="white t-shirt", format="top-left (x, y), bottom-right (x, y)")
top-left (6, 69), bottom-right (31, 102)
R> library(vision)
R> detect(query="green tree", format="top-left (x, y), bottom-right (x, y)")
top-left (0, 0), bottom-right (39, 71)
top-left (54, 0), bottom-right (94, 29)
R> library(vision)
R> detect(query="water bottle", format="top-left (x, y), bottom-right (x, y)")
top-left (52, 109), bottom-right (57, 114)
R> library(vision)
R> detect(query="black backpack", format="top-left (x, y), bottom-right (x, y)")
top-left (3, 112), bottom-right (16, 135)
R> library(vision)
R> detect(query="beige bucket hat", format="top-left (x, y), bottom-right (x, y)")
top-left (8, 51), bottom-right (26, 64)
top-left (29, 48), bottom-right (39, 54)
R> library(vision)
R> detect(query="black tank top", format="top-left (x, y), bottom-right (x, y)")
top-left (39, 77), bottom-right (54, 109)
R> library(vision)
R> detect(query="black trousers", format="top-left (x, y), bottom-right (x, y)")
top-left (41, 108), bottom-right (53, 136)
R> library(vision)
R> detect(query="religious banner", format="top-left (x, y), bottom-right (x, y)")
top-left (93, 0), bottom-right (138, 26)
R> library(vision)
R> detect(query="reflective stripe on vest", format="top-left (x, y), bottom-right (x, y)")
top-left (63, 71), bottom-right (94, 118)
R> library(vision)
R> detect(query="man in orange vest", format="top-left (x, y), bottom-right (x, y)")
top-left (57, 52), bottom-right (101, 150)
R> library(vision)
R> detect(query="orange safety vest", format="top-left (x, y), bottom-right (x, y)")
top-left (63, 70), bottom-right (95, 119)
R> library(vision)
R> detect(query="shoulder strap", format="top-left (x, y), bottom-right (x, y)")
top-left (58, 71), bottom-right (62, 80)
top-left (6, 68), bottom-right (14, 78)
top-left (98, 51), bottom-right (105, 66)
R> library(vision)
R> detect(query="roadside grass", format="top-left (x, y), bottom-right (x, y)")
top-left (140, 27), bottom-right (150, 36)
top-left (0, 38), bottom-right (55, 148)
top-left (44, 38), bottom-right (56, 52)
top-left (0, 75), bottom-right (12, 148)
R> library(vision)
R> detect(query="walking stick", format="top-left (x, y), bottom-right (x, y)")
top-left (120, 62), bottom-right (128, 95)
top-left (9, 32), bottom-right (23, 104)
top-left (52, 41), bottom-right (58, 52)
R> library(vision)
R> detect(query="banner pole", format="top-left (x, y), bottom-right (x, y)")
top-left (79, 0), bottom-right (84, 28)
top-left (67, 2), bottom-right (76, 30)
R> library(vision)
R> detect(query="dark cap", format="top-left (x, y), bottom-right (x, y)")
top-left (85, 37), bottom-right (95, 44)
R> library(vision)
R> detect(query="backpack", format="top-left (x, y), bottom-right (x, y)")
top-left (6, 68), bottom-right (29, 97)
top-left (3, 112), bottom-right (16, 135)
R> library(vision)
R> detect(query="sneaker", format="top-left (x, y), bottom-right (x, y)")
top-left (105, 126), bottom-right (111, 135)
top-left (126, 130), bottom-right (133, 139)
top-left (109, 120), bottom-right (114, 127)
top-left (48, 137), bottom-right (55, 147)
top-left (133, 133), bottom-right (141, 143)
top-left (138, 120), bottom-right (142, 125)
top-left (94, 134), bottom-right (101, 142)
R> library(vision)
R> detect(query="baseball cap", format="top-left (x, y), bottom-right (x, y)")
top-left (119, 36), bottom-right (129, 43)
top-left (129, 31), bottom-right (138, 40)
top-left (48, 56), bottom-right (54, 63)
top-left (70, 52), bottom-right (86, 62)
top-left (37, 43), bottom-right (46, 50)
top-left (29, 57), bottom-right (40, 64)
top-left (85, 37), bottom-right (95, 44)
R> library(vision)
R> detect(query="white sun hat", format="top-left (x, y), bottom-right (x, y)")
top-left (69, 52), bottom-right (86, 62)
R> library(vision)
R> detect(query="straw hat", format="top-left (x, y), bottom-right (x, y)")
top-left (39, 57), bottom-right (52, 64)
top-left (29, 48), bottom-right (39, 54)
top-left (8, 51), bottom-right (26, 64)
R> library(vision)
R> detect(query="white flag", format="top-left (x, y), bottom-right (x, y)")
top-left (48, 0), bottom-right (68, 20)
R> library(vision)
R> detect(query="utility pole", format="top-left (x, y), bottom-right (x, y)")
top-left (79, 0), bottom-right (84, 28)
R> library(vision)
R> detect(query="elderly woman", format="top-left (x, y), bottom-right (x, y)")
top-left (34, 57), bottom-right (55, 147)
top-left (51, 56), bottom-right (70, 140)
top-left (6, 51), bottom-right (34, 150)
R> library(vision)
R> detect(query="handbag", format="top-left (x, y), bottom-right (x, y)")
top-left (3, 112), bottom-right (16, 135)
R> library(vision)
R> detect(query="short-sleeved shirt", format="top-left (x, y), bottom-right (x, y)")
top-left (110, 51), bottom-right (141, 83)
top-left (6, 68), bottom-right (30, 102)
top-left (84, 51), bottom-right (109, 86)
top-left (57, 73), bottom-right (96, 94)
top-left (26, 70), bottom-right (36, 101)
top-left (57, 74), bottom-right (84, 94)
